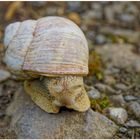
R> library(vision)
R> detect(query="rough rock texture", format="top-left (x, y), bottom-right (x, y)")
top-left (6, 87), bottom-right (118, 139)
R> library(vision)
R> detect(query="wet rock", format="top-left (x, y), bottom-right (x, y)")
top-left (128, 101), bottom-right (140, 119)
top-left (0, 70), bottom-right (11, 83)
top-left (87, 87), bottom-right (101, 99)
top-left (109, 95), bottom-right (126, 107)
top-left (124, 95), bottom-right (137, 102)
top-left (95, 44), bottom-right (140, 72)
top-left (6, 87), bottom-right (118, 139)
top-left (125, 120), bottom-right (140, 128)
top-left (105, 107), bottom-right (128, 125)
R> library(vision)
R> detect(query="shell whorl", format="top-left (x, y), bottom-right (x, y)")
top-left (4, 16), bottom-right (89, 79)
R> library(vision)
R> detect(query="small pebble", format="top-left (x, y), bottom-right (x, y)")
top-left (118, 14), bottom-right (135, 23)
top-left (0, 85), bottom-right (2, 96)
top-left (119, 127), bottom-right (127, 133)
top-left (95, 83), bottom-right (118, 95)
top-left (0, 111), bottom-right (5, 118)
top-left (104, 75), bottom-right (116, 85)
top-left (104, 67), bottom-right (120, 75)
top-left (115, 83), bottom-right (128, 91)
top-left (67, 1), bottom-right (81, 12)
top-left (109, 94), bottom-right (126, 107)
top-left (95, 34), bottom-right (107, 45)
top-left (124, 95), bottom-right (137, 102)
top-left (129, 101), bottom-right (140, 119)
top-left (0, 70), bottom-right (11, 83)
top-left (106, 107), bottom-right (128, 125)
top-left (125, 120), bottom-right (140, 128)
top-left (88, 87), bottom-right (101, 99)
top-left (94, 83), bottom-right (107, 92)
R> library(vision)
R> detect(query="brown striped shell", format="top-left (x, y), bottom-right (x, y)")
top-left (4, 16), bottom-right (89, 79)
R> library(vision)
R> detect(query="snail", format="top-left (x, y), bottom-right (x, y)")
top-left (3, 16), bottom-right (90, 113)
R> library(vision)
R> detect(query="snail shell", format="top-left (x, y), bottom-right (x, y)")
top-left (4, 16), bottom-right (89, 78)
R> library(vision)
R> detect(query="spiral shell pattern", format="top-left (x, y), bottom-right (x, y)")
top-left (4, 16), bottom-right (89, 78)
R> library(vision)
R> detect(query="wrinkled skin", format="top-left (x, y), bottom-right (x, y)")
top-left (24, 76), bottom-right (90, 113)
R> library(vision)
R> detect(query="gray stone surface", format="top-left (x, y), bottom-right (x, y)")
top-left (105, 107), bottom-right (128, 125)
top-left (0, 69), bottom-right (11, 83)
top-left (124, 95), bottom-right (138, 102)
top-left (6, 87), bottom-right (118, 139)
top-left (125, 120), bottom-right (140, 128)
top-left (87, 87), bottom-right (101, 99)
top-left (129, 101), bottom-right (140, 119)
top-left (109, 95), bottom-right (126, 107)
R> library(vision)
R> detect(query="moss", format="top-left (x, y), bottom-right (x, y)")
top-left (90, 94), bottom-right (111, 113)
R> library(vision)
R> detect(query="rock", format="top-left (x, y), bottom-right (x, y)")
top-left (94, 83), bottom-right (107, 92)
top-left (125, 120), bottom-right (140, 128)
top-left (109, 95), bottom-right (126, 107)
top-left (67, 2), bottom-right (82, 12)
top-left (6, 87), bottom-right (118, 139)
top-left (115, 83), bottom-right (128, 91)
top-left (95, 34), bottom-right (107, 45)
top-left (87, 87), bottom-right (101, 99)
top-left (104, 75), bottom-right (116, 85)
top-left (0, 70), bottom-right (11, 83)
top-left (95, 44), bottom-right (140, 72)
top-left (0, 85), bottom-right (2, 96)
top-left (118, 14), bottom-right (135, 23)
top-left (119, 127), bottom-right (127, 133)
top-left (104, 67), bottom-right (120, 75)
top-left (99, 27), bottom-right (140, 43)
top-left (128, 102), bottom-right (140, 119)
top-left (0, 111), bottom-right (5, 118)
top-left (95, 83), bottom-right (119, 95)
top-left (30, 1), bottom-right (47, 7)
top-left (86, 31), bottom-right (96, 41)
top-left (105, 107), bottom-right (128, 125)
top-left (124, 95), bottom-right (137, 102)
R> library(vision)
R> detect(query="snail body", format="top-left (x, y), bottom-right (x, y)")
top-left (4, 16), bottom-right (90, 113)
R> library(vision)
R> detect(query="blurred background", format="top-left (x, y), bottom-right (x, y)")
top-left (0, 1), bottom-right (140, 138)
